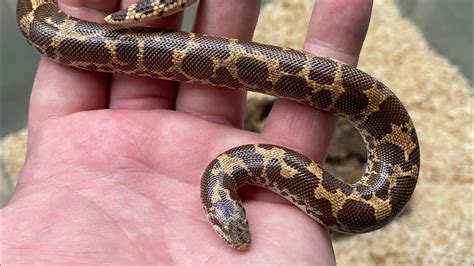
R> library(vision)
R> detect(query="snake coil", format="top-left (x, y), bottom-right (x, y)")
top-left (18, 0), bottom-right (419, 250)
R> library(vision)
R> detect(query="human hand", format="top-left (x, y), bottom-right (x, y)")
top-left (3, 0), bottom-right (372, 264)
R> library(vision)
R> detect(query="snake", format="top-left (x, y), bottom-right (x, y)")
top-left (18, 0), bottom-right (420, 250)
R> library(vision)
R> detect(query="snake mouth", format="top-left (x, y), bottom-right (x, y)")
top-left (208, 215), bottom-right (252, 250)
top-left (234, 242), bottom-right (251, 251)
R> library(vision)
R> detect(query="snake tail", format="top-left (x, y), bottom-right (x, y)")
top-left (105, 0), bottom-right (198, 24)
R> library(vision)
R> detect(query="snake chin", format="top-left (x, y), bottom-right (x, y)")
top-left (211, 218), bottom-right (251, 250)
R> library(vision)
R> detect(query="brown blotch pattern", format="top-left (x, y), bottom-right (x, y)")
top-left (308, 57), bottom-right (338, 85)
top-left (18, 0), bottom-right (420, 242)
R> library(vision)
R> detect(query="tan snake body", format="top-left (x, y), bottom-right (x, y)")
top-left (17, 0), bottom-right (420, 250)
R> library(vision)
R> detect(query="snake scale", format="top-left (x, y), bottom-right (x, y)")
top-left (18, 0), bottom-right (420, 250)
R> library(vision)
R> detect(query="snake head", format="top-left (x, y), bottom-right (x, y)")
top-left (210, 216), bottom-right (251, 250)
top-left (104, 0), bottom-right (198, 24)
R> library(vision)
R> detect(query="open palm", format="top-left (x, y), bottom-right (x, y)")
top-left (2, 0), bottom-right (372, 264)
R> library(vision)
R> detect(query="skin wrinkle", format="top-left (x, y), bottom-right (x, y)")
top-left (58, 0), bottom-right (120, 21)
top-left (262, 104), bottom-right (338, 164)
top-left (109, 75), bottom-right (178, 110)
top-left (29, 61), bottom-right (110, 129)
top-left (59, 0), bottom-right (120, 11)
top-left (304, 41), bottom-right (360, 67)
top-left (182, 109), bottom-right (243, 128)
top-left (18, 182), bottom-right (137, 255)
top-left (150, 197), bottom-right (175, 264)
top-left (87, 173), bottom-right (178, 262)
top-left (305, 0), bottom-right (372, 65)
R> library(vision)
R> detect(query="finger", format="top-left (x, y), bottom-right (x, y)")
top-left (108, 0), bottom-right (185, 110)
top-left (262, 0), bottom-right (373, 163)
top-left (29, 0), bottom-right (120, 131)
top-left (176, 0), bottom-right (261, 128)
